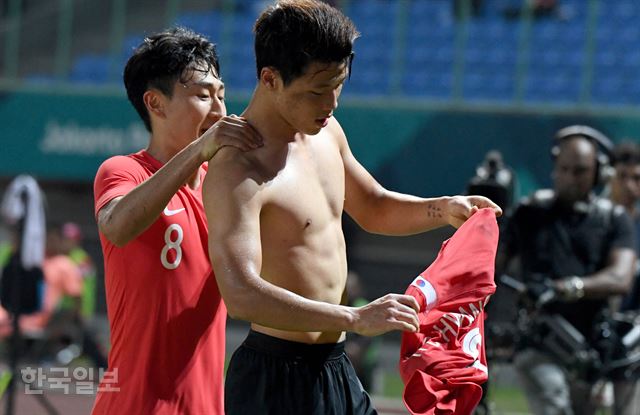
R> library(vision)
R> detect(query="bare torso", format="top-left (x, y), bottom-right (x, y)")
top-left (244, 126), bottom-right (348, 343)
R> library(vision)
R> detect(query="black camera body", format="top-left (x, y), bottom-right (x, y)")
top-left (466, 150), bottom-right (515, 212)
top-left (501, 274), bottom-right (640, 382)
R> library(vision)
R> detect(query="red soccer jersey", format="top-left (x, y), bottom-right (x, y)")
top-left (92, 150), bottom-right (226, 415)
top-left (399, 208), bottom-right (498, 415)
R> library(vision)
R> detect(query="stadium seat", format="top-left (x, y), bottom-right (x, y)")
top-left (69, 54), bottom-right (112, 84)
top-left (67, 0), bottom-right (639, 105)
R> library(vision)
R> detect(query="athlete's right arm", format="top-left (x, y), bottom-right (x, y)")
top-left (203, 149), bottom-right (419, 336)
top-left (97, 117), bottom-right (262, 247)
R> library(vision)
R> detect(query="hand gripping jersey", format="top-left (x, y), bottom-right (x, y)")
top-left (399, 208), bottom-right (499, 415)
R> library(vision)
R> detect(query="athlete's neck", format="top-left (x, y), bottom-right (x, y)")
top-left (243, 91), bottom-right (299, 145)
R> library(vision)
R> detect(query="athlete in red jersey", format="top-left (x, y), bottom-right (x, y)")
top-left (92, 28), bottom-right (261, 415)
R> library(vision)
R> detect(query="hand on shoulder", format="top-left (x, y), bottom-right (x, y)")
top-left (198, 115), bottom-right (263, 161)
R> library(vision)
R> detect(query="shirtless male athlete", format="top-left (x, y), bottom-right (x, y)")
top-left (203, 1), bottom-right (501, 414)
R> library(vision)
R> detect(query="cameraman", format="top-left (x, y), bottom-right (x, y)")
top-left (496, 126), bottom-right (637, 415)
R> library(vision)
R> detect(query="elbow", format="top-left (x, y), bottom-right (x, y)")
top-left (344, 182), bottom-right (386, 233)
top-left (224, 296), bottom-right (254, 322)
top-left (617, 273), bottom-right (634, 295)
top-left (99, 220), bottom-right (130, 248)
top-left (218, 282), bottom-right (256, 322)
top-left (606, 270), bottom-right (634, 295)
top-left (355, 216), bottom-right (379, 234)
top-left (225, 305), bottom-right (247, 321)
top-left (352, 193), bottom-right (388, 234)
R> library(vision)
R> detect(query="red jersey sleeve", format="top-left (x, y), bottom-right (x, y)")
top-left (93, 155), bottom-right (147, 217)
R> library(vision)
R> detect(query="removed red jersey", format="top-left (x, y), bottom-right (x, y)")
top-left (399, 208), bottom-right (498, 415)
top-left (92, 151), bottom-right (226, 414)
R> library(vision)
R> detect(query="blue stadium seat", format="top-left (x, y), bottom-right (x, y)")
top-left (401, 70), bottom-right (452, 99)
top-left (407, 0), bottom-right (448, 19)
top-left (121, 35), bottom-right (144, 60)
top-left (175, 11), bottom-right (224, 41)
top-left (348, 0), bottom-right (398, 39)
top-left (611, 2), bottom-right (638, 21)
top-left (135, 0), bottom-right (640, 106)
top-left (222, 60), bottom-right (255, 92)
top-left (69, 54), bottom-right (112, 84)
top-left (345, 55), bottom-right (395, 95)
top-left (591, 77), bottom-right (625, 105)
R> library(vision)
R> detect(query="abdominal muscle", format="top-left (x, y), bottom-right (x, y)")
top-left (252, 222), bottom-right (349, 344)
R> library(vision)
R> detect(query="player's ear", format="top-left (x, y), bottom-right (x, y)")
top-left (260, 67), bottom-right (281, 90)
top-left (144, 89), bottom-right (166, 119)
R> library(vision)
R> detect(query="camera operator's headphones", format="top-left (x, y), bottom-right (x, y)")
top-left (551, 125), bottom-right (615, 188)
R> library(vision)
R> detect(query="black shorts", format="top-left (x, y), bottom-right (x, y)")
top-left (225, 330), bottom-right (378, 415)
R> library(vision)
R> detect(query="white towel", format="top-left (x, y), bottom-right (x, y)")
top-left (1, 175), bottom-right (46, 269)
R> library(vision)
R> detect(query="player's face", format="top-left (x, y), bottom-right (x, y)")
top-left (274, 61), bottom-right (348, 135)
top-left (611, 163), bottom-right (640, 207)
top-left (164, 66), bottom-right (226, 151)
top-left (553, 138), bottom-right (598, 204)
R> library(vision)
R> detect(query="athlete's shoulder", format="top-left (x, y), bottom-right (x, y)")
top-left (96, 152), bottom-right (148, 178)
top-left (204, 147), bottom-right (264, 197)
top-left (326, 116), bottom-right (346, 138)
top-left (318, 116), bottom-right (349, 154)
top-left (208, 146), bottom-right (261, 178)
top-left (94, 152), bottom-right (151, 206)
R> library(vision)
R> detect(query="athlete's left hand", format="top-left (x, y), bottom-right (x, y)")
top-left (446, 195), bottom-right (502, 228)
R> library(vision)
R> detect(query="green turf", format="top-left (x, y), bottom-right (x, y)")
top-left (487, 386), bottom-right (529, 412)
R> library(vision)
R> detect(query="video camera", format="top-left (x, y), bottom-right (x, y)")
top-left (466, 150), bottom-right (516, 212)
top-left (500, 274), bottom-right (640, 382)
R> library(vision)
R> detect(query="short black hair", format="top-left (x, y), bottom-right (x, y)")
top-left (123, 27), bottom-right (220, 132)
top-left (254, 0), bottom-right (359, 85)
top-left (612, 140), bottom-right (640, 166)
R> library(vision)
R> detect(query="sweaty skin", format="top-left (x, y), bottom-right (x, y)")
top-left (205, 62), bottom-right (499, 345)
top-left (217, 119), bottom-right (349, 344)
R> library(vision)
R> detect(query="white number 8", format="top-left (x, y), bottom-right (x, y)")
top-left (161, 224), bottom-right (183, 270)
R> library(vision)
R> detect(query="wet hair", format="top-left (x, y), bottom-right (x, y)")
top-left (612, 141), bottom-right (640, 166)
top-left (123, 27), bottom-right (220, 132)
top-left (254, 0), bottom-right (359, 85)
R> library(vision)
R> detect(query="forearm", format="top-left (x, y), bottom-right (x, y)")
top-left (581, 268), bottom-right (633, 298)
top-left (556, 249), bottom-right (636, 299)
top-left (556, 267), bottom-right (633, 300)
top-left (223, 276), bottom-right (357, 333)
top-left (354, 191), bottom-right (451, 236)
top-left (99, 140), bottom-right (206, 246)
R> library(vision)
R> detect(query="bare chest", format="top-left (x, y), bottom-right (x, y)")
top-left (261, 140), bottom-right (345, 233)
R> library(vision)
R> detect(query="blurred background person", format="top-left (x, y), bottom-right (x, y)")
top-left (607, 141), bottom-right (640, 415)
top-left (609, 141), bottom-right (640, 312)
top-left (18, 224), bottom-right (83, 338)
top-left (0, 224), bottom-right (106, 369)
top-left (496, 125), bottom-right (637, 415)
top-left (60, 221), bottom-right (97, 320)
